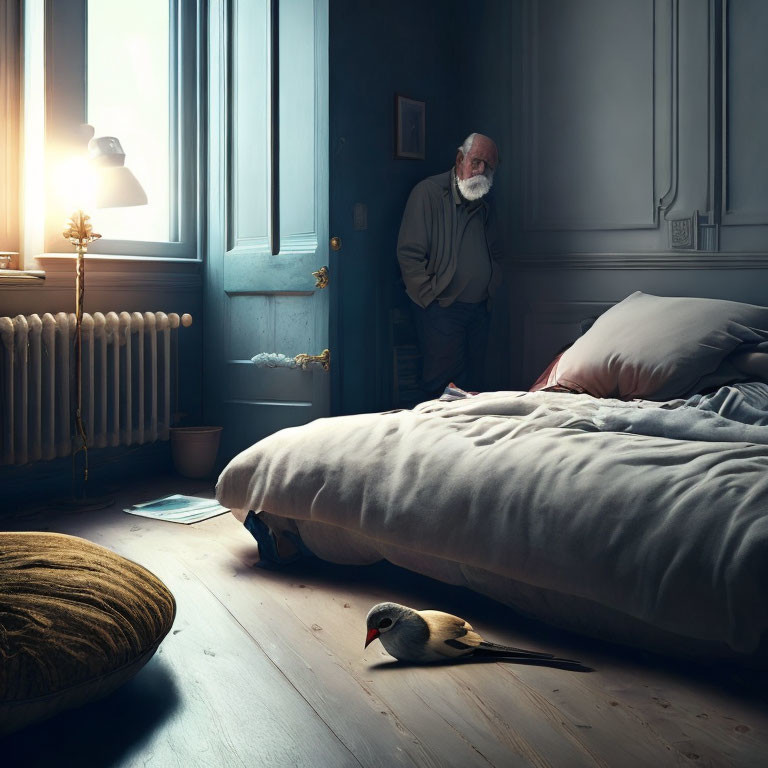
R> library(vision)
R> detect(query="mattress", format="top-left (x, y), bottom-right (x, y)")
top-left (217, 384), bottom-right (768, 664)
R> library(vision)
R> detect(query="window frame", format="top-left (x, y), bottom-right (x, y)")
top-left (0, 0), bottom-right (21, 267)
top-left (42, 0), bottom-right (203, 261)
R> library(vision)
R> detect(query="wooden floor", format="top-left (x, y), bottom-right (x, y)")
top-left (2, 474), bottom-right (768, 768)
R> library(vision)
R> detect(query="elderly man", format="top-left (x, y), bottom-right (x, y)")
top-left (397, 133), bottom-right (502, 398)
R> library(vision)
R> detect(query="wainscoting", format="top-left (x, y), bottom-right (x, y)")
top-left (503, 0), bottom-right (768, 389)
top-left (509, 256), bottom-right (768, 389)
top-left (518, 0), bottom-right (768, 256)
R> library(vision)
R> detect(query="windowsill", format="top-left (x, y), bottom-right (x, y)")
top-left (35, 253), bottom-right (203, 265)
top-left (0, 269), bottom-right (46, 286)
top-left (0, 254), bottom-right (202, 292)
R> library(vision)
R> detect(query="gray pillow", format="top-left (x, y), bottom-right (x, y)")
top-left (731, 345), bottom-right (768, 382)
top-left (553, 291), bottom-right (768, 400)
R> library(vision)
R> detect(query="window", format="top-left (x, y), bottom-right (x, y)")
top-left (87, 0), bottom-right (171, 243)
top-left (41, 0), bottom-right (201, 259)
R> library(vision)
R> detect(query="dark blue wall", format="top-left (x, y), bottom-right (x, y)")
top-left (330, 0), bottom-right (522, 413)
top-left (331, 0), bottom-right (465, 414)
top-left (461, 0), bottom-right (520, 390)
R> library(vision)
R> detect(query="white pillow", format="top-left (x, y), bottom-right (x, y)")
top-left (553, 291), bottom-right (768, 400)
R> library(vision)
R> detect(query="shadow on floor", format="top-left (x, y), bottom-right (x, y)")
top-left (2, 656), bottom-right (180, 768)
top-left (231, 547), bottom-right (768, 706)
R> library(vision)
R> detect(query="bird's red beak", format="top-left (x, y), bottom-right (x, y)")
top-left (365, 628), bottom-right (380, 648)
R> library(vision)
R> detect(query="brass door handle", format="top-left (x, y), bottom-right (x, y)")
top-left (294, 348), bottom-right (330, 371)
top-left (312, 265), bottom-right (329, 288)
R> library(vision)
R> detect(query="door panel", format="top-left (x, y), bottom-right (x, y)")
top-left (279, 0), bottom-right (317, 237)
top-left (205, 0), bottom-right (329, 462)
top-left (231, 0), bottom-right (269, 244)
top-left (227, 293), bottom-right (315, 361)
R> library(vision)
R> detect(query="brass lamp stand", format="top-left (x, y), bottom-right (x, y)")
top-left (62, 210), bottom-right (101, 496)
top-left (55, 131), bottom-right (146, 509)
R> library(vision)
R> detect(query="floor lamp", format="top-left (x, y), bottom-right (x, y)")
top-left (62, 133), bottom-right (147, 504)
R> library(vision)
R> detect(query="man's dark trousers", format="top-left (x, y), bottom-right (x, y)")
top-left (412, 300), bottom-right (490, 399)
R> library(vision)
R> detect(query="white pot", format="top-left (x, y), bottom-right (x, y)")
top-left (170, 426), bottom-right (223, 479)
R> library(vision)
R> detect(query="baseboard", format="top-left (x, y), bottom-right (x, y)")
top-left (0, 441), bottom-right (173, 515)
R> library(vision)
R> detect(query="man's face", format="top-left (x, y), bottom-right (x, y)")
top-left (455, 135), bottom-right (498, 201)
top-left (455, 135), bottom-right (498, 182)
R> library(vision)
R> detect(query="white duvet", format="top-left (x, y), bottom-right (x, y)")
top-left (216, 387), bottom-right (768, 657)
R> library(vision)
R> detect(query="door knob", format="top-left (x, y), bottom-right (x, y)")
top-left (294, 348), bottom-right (330, 371)
top-left (330, 236), bottom-right (342, 251)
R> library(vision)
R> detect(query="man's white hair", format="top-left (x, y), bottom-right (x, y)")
top-left (458, 133), bottom-right (477, 156)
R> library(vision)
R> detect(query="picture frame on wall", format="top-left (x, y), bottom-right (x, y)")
top-left (395, 95), bottom-right (425, 159)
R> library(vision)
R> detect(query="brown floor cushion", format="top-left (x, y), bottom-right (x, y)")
top-left (0, 532), bottom-right (176, 737)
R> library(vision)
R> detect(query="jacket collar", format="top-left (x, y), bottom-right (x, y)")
top-left (450, 168), bottom-right (462, 205)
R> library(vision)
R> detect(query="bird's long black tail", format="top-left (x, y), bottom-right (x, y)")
top-left (477, 640), bottom-right (554, 658)
top-left (476, 640), bottom-right (583, 667)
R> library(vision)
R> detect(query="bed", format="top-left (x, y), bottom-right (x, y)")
top-left (216, 292), bottom-right (768, 664)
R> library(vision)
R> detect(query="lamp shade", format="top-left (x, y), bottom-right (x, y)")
top-left (88, 136), bottom-right (148, 209)
top-left (93, 166), bottom-right (147, 209)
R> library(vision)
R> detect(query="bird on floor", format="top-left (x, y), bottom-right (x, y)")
top-left (365, 602), bottom-right (586, 668)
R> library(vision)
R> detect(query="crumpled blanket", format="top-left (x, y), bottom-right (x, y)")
top-left (595, 382), bottom-right (768, 444)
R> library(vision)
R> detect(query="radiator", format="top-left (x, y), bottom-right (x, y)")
top-left (0, 311), bottom-right (190, 466)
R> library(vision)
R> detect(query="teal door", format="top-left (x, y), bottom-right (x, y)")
top-left (205, 0), bottom-right (330, 461)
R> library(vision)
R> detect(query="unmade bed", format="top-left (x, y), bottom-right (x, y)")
top-left (216, 292), bottom-right (768, 664)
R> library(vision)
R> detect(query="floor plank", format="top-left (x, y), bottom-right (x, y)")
top-left (2, 474), bottom-right (768, 767)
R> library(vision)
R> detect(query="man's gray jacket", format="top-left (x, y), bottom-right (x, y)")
top-left (396, 170), bottom-right (503, 309)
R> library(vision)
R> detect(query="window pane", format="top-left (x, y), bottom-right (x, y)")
top-left (87, 0), bottom-right (171, 242)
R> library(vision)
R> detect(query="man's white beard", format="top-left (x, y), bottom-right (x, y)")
top-left (457, 172), bottom-right (493, 201)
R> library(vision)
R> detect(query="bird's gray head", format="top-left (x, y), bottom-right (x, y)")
top-left (365, 602), bottom-right (415, 648)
